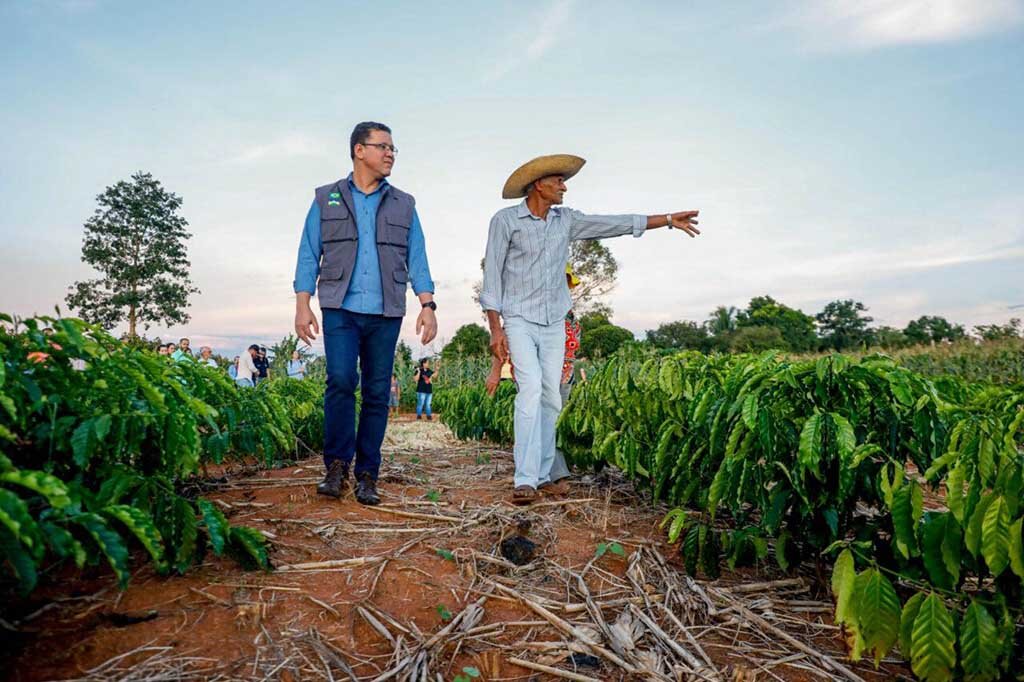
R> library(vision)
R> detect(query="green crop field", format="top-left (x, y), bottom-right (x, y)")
top-left (441, 346), bottom-right (1024, 682)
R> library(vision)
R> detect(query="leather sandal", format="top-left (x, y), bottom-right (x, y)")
top-left (512, 485), bottom-right (537, 505)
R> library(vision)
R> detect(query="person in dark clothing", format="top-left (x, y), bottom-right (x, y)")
top-left (413, 358), bottom-right (435, 420)
top-left (294, 121), bottom-right (438, 505)
top-left (254, 347), bottom-right (270, 385)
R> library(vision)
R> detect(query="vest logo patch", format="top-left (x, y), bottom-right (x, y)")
top-left (327, 200), bottom-right (340, 206)
top-left (329, 192), bottom-right (340, 199)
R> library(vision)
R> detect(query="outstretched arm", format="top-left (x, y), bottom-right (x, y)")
top-left (645, 211), bottom-right (700, 237)
top-left (568, 209), bottom-right (700, 240)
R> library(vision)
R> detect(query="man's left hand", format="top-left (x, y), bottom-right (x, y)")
top-left (669, 210), bottom-right (701, 238)
top-left (417, 307), bottom-right (437, 344)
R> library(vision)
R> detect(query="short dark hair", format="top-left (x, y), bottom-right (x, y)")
top-left (248, 344), bottom-right (260, 352)
top-left (350, 121), bottom-right (391, 159)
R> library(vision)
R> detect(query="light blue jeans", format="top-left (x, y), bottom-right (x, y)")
top-left (416, 391), bottom-right (433, 417)
top-left (505, 316), bottom-right (566, 489)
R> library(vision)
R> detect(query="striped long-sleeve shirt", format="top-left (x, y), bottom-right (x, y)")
top-left (479, 201), bottom-right (646, 325)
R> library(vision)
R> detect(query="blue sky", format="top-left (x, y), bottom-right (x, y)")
top-left (2, 0), bottom-right (1022, 357)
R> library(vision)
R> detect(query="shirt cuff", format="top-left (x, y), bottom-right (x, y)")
top-left (479, 293), bottom-right (500, 312)
top-left (412, 282), bottom-right (435, 296)
top-left (631, 215), bottom-right (647, 238)
top-left (293, 281), bottom-right (316, 295)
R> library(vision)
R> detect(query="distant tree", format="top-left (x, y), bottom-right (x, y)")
top-left (65, 172), bottom-right (199, 338)
top-left (873, 326), bottom-right (912, 350)
top-left (568, 240), bottom-right (619, 312)
top-left (441, 323), bottom-right (490, 361)
top-left (816, 299), bottom-right (874, 351)
top-left (903, 315), bottom-right (966, 345)
top-left (973, 318), bottom-right (1022, 341)
top-left (581, 324), bottom-right (635, 359)
top-left (706, 305), bottom-right (738, 336)
top-left (729, 326), bottom-right (787, 352)
top-left (645, 321), bottom-right (712, 352)
top-left (578, 308), bottom-right (613, 335)
top-left (395, 340), bottom-right (413, 366)
top-left (736, 296), bottom-right (817, 351)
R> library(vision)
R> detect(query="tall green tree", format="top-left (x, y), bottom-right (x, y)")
top-left (816, 299), bottom-right (874, 351)
top-left (66, 172), bottom-right (199, 337)
top-left (973, 318), bottom-right (1021, 341)
top-left (578, 307), bottom-right (613, 334)
top-left (441, 323), bottom-right (490, 361)
top-left (872, 326), bottom-right (912, 349)
top-left (735, 296), bottom-right (817, 351)
top-left (568, 240), bottom-right (619, 312)
top-left (903, 315), bottom-right (966, 345)
top-left (645, 320), bottom-right (712, 352)
top-left (729, 325), bottom-right (786, 352)
top-left (581, 324), bottom-right (635, 359)
top-left (706, 305), bottom-right (738, 336)
top-left (395, 340), bottom-right (413, 366)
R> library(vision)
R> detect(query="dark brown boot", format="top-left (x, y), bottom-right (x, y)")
top-left (317, 460), bottom-right (348, 498)
top-left (355, 473), bottom-right (381, 506)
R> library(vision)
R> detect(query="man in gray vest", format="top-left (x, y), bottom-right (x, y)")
top-left (480, 154), bottom-right (700, 505)
top-left (294, 121), bottom-right (437, 505)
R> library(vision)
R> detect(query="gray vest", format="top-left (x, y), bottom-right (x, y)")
top-left (314, 178), bottom-right (414, 318)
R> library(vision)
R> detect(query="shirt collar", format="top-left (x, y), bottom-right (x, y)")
top-left (516, 200), bottom-right (561, 221)
top-left (347, 173), bottom-right (389, 196)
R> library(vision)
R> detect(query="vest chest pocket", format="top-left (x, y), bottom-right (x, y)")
top-left (321, 203), bottom-right (356, 243)
top-left (384, 216), bottom-right (411, 248)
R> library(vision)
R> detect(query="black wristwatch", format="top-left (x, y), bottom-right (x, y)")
top-left (422, 301), bottom-right (437, 311)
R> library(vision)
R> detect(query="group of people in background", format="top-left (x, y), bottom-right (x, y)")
top-left (155, 337), bottom-right (307, 388)
top-left (156, 337), bottom-right (218, 368)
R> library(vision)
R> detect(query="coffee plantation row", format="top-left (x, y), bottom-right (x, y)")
top-left (441, 348), bottom-right (1024, 682)
top-left (0, 314), bottom-right (326, 595)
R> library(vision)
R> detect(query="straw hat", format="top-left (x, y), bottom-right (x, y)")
top-left (501, 154), bottom-right (586, 199)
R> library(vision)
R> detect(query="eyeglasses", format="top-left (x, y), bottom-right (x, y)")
top-left (361, 142), bottom-right (398, 155)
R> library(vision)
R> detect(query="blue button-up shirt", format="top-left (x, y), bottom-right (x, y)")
top-left (293, 175), bottom-right (434, 314)
top-left (480, 202), bottom-right (646, 325)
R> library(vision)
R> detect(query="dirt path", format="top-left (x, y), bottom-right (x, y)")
top-left (2, 418), bottom-right (910, 681)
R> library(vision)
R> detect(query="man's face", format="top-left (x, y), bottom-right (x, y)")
top-left (201, 348), bottom-right (211, 358)
top-left (354, 129), bottom-right (396, 178)
top-left (180, 339), bottom-right (190, 350)
top-left (533, 175), bottom-right (567, 204)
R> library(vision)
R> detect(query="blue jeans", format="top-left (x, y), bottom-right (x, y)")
top-left (504, 316), bottom-right (565, 488)
top-left (322, 308), bottom-right (402, 479)
top-left (416, 392), bottom-right (433, 417)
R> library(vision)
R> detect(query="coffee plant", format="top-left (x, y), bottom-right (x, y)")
top-left (440, 346), bottom-right (1024, 680)
top-left (0, 314), bottom-right (316, 596)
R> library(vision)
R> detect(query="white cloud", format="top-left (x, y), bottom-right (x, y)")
top-left (776, 0), bottom-right (1024, 50)
top-left (229, 132), bottom-right (333, 164)
top-left (483, 0), bottom-right (575, 83)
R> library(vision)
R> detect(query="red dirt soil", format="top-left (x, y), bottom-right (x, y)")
top-left (1, 417), bottom-right (911, 681)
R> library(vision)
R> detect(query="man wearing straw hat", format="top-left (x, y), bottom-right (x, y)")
top-left (480, 154), bottom-right (700, 505)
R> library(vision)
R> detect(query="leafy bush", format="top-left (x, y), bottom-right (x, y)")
top-left (441, 345), bottom-right (1024, 680)
top-left (0, 314), bottom-right (302, 595)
